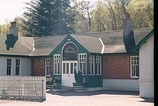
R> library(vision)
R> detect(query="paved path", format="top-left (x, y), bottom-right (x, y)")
top-left (0, 90), bottom-right (154, 106)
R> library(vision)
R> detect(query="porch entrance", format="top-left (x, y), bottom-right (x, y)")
top-left (62, 61), bottom-right (77, 87)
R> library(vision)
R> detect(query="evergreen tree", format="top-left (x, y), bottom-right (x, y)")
top-left (23, 0), bottom-right (74, 36)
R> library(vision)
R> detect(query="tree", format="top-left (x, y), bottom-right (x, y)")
top-left (14, 17), bottom-right (27, 36)
top-left (92, 0), bottom-right (108, 31)
top-left (23, 0), bottom-right (75, 36)
top-left (71, 0), bottom-right (94, 33)
top-left (91, 0), bottom-right (153, 31)
top-left (0, 20), bottom-right (10, 34)
top-left (81, 1), bottom-right (94, 31)
top-left (128, 0), bottom-right (154, 28)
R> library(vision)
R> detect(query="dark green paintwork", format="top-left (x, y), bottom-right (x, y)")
top-left (132, 29), bottom-right (154, 52)
top-left (51, 35), bottom-right (103, 88)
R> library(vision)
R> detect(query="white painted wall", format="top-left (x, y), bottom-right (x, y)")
top-left (139, 35), bottom-right (154, 98)
top-left (0, 56), bottom-right (31, 76)
top-left (103, 79), bottom-right (139, 91)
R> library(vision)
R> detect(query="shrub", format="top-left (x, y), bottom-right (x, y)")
top-left (52, 83), bottom-right (62, 89)
top-left (46, 79), bottom-right (53, 85)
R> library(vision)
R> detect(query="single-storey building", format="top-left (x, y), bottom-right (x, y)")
top-left (132, 29), bottom-right (154, 98)
top-left (0, 15), bottom-right (154, 94)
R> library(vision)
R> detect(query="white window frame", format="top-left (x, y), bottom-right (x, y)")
top-left (95, 56), bottom-right (101, 75)
top-left (79, 53), bottom-right (87, 75)
top-left (88, 55), bottom-right (95, 75)
top-left (15, 59), bottom-right (20, 75)
top-left (7, 59), bottom-right (12, 75)
top-left (45, 58), bottom-right (52, 77)
top-left (54, 54), bottom-right (61, 75)
top-left (130, 56), bottom-right (139, 78)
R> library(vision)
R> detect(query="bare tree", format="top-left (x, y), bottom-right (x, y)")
top-left (80, 1), bottom-right (94, 31)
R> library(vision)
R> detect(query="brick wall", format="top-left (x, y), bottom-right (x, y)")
top-left (32, 57), bottom-right (45, 76)
top-left (103, 54), bottom-right (130, 79)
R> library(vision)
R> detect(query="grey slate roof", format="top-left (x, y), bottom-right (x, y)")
top-left (70, 34), bottom-right (103, 54)
top-left (0, 34), bottom-right (34, 56)
top-left (0, 28), bottom-right (153, 56)
top-left (76, 28), bottom-right (153, 53)
top-left (30, 35), bottom-right (66, 56)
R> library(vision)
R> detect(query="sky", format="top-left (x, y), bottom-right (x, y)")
top-left (0, 0), bottom-right (97, 25)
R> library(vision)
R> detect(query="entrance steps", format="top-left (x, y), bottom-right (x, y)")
top-left (61, 86), bottom-right (74, 92)
top-left (73, 86), bottom-right (84, 92)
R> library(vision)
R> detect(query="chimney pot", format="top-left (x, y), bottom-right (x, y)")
top-left (9, 21), bottom-right (18, 37)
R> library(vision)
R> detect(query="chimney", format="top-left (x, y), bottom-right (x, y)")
top-left (9, 21), bottom-right (18, 37)
top-left (123, 12), bottom-right (135, 53)
top-left (5, 21), bottom-right (18, 50)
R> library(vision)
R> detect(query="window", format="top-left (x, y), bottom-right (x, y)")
top-left (15, 59), bottom-right (20, 75)
top-left (95, 56), bottom-right (101, 75)
top-left (45, 58), bottom-right (52, 76)
top-left (63, 43), bottom-right (77, 60)
top-left (54, 54), bottom-right (60, 75)
top-left (7, 59), bottom-right (12, 75)
top-left (89, 55), bottom-right (95, 75)
top-left (130, 56), bottom-right (139, 78)
top-left (79, 54), bottom-right (87, 75)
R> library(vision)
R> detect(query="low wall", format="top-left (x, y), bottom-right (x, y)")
top-left (103, 79), bottom-right (139, 91)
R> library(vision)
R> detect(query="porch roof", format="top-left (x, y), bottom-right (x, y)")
top-left (70, 34), bottom-right (104, 54)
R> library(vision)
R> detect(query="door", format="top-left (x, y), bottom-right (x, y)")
top-left (62, 61), bottom-right (77, 87)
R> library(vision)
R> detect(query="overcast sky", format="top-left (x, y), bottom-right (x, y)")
top-left (0, 0), bottom-right (97, 25)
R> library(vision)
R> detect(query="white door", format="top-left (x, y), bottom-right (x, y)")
top-left (62, 61), bottom-right (77, 87)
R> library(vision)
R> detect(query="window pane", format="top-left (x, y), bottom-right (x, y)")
top-left (7, 59), bottom-right (11, 75)
top-left (16, 66), bottom-right (19, 75)
top-left (136, 66), bottom-right (139, 76)
top-left (70, 63), bottom-right (73, 74)
top-left (83, 63), bottom-right (86, 74)
top-left (45, 58), bottom-right (52, 76)
top-left (63, 63), bottom-right (65, 74)
top-left (63, 43), bottom-right (77, 60)
top-left (66, 63), bottom-right (69, 74)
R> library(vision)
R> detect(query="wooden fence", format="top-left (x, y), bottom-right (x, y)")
top-left (0, 76), bottom-right (46, 101)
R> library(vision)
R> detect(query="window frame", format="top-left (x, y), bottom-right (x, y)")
top-left (130, 56), bottom-right (139, 78)
top-left (45, 58), bottom-right (52, 77)
top-left (15, 59), bottom-right (20, 75)
top-left (88, 55), bottom-right (95, 75)
top-left (54, 54), bottom-right (61, 75)
top-left (7, 59), bottom-right (12, 75)
top-left (95, 56), bottom-right (101, 75)
top-left (79, 53), bottom-right (87, 75)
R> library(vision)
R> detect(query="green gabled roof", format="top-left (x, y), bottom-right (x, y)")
top-left (132, 29), bottom-right (154, 52)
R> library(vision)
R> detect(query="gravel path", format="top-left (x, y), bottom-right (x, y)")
top-left (0, 90), bottom-right (154, 106)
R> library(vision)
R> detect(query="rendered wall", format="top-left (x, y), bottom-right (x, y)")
top-left (103, 79), bottom-right (139, 91)
top-left (139, 35), bottom-right (154, 98)
top-left (0, 57), bottom-right (31, 76)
